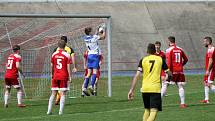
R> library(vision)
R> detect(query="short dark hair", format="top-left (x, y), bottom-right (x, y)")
top-left (61, 36), bottom-right (67, 43)
top-left (12, 45), bottom-right (20, 52)
top-left (58, 40), bottom-right (66, 49)
top-left (84, 27), bottom-right (92, 35)
top-left (204, 36), bottom-right (212, 44)
top-left (168, 36), bottom-right (175, 43)
top-left (155, 41), bottom-right (161, 45)
top-left (147, 43), bottom-right (156, 54)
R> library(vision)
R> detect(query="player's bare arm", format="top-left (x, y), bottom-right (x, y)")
top-left (71, 54), bottom-right (77, 72)
top-left (128, 67), bottom-right (142, 101)
top-left (67, 63), bottom-right (72, 83)
top-left (206, 57), bottom-right (213, 76)
top-left (16, 62), bottom-right (24, 77)
top-left (182, 52), bottom-right (188, 66)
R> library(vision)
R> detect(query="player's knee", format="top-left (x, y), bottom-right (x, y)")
top-left (161, 76), bottom-right (166, 81)
top-left (52, 90), bottom-right (58, 95)
top-left (178, 84), bottom-right (185, 92)
top-left (178, 82), bottom-right (186, 87)
top-left (86, 72), bottom-right (91, 78)
top-left (150, 108), bottom-right (158, 112)
top-left (162, 82), bottom-right (168, 87)
top-left (5, 90), bottom-right (10, 95)
top-left (60, 91), bottom-right (66, 96)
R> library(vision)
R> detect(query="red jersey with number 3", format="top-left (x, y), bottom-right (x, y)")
top-left (51, 50), bottom-right (71, 80)
top-left (205, 46), bottom-right (215, 70)
top-left (166, 45), bottom-right (188, 74)
top-left (4, 53), bottom-right (21, 79)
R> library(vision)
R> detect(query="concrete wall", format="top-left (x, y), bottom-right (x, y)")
top-left (0, 1), bottom-right (214, 70)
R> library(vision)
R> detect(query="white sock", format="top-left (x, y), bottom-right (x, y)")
top-left (47, 94), bottom-right (55, 113)
top-left (4, 93), bottom-right (9, 105)
top-left (205, 86), bottom-right (209, 100)
top-left (161, 83), bottom-right (168, 98)
top-left (178, 86), bottom-right (185, 104)
top-left (59, 95), bottom-right (65, 114)
top-left (210, 84), bottom-right (215, 93)
top-left (17, 91), bottom-right (22, 105)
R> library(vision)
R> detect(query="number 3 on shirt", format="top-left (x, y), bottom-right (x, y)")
top-left (56, 59), bottom-right (62, 69)
top-left (7, 60), bottom-right (13, 69)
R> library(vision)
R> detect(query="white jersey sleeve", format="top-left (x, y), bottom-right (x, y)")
top-left (83, 35), bottom-right (101, 55)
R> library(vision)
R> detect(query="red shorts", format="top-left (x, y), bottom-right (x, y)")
top-left (51, 79), bottom-right (68, 91)
top-left (84, 69), bottom-right (101, 79)
top-left (204, 70), bottom-right (215, 83)
top-left (4, 78), bottom-right (20, 88)
top-left (171, 73), bottom-right (185, 82)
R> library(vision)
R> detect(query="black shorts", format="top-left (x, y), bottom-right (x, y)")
top-left (142, 93), bottom-right (162, 111)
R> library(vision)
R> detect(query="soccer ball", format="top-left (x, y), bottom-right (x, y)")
top-left (98, 27), bottom-right (104, 33)
top-left (98, 23), bottom-right (106, 33)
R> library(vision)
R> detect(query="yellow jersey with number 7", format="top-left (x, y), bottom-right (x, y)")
top-left (140, 55), bottom-right (168, 93)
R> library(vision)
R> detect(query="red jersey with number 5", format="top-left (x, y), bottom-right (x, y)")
top-left (4, 53), bottom-right (21, 79)
top-left (51, 50), bottom-right (71, 80)
top-left (166, 45), bottom-right (188, 74)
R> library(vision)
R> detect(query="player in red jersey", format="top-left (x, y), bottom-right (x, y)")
top-left (47, 40), bottom-right (71, 115)
top-left (155, 41), bottom-right (168, 97)
top-left (4, 45), bottom-right (26, 108)
top-left (165, 36), bottom-right (188, 108)
top-left (81, 50), bottom-right (103, 96)
top-left (54, 36), bottom-right (77, 105)
top-left (200, 37), bottom-right (215, 104)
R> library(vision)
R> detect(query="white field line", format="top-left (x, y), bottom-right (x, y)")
top-left (1, 100), bottom-right (214, 121)
top-left (0, 90), bottom-right (211, 121)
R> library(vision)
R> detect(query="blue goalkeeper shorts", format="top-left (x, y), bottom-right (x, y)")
top-left (87, 54), bottom-right (100, 69)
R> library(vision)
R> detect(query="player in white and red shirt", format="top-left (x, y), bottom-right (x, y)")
top-left (82, 27), bottom-right (105, 96)
top-left (201, 37), bottom-right (215, 104)
top-left (47, 40), bottom-right (71, 115)
top-left (4, 45), bottom-right (26, 108)
top-left (82, 50), bottom-right (103, 96)
top-left (165, 36), bottom-right (188, 108)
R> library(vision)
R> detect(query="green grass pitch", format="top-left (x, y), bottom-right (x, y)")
top-left (0, 75), bottom-right (215, 121)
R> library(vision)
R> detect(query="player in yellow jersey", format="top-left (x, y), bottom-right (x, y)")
top-left (53, 36), bottom-right (77, 105)
top-left (128, 43), bottom-right (172, 121)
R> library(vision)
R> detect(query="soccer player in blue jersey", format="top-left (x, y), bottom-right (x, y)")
top-left (82, 26), bottom-right (105, 96)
